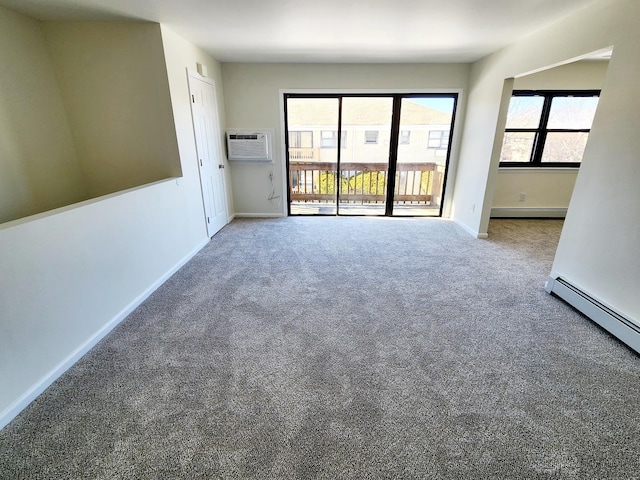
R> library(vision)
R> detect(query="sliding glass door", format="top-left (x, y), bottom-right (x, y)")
top-left (285, 93), bottom-right (456, 217)
top-left (393, 96), bottom-right (456, 216)
top-left (286, 97), bottom-right (339, 215)
top-left (339, 97), bottom-right (393, 215)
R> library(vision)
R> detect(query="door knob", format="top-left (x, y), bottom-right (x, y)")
top-left (219, 164), bottom-right (225, 169)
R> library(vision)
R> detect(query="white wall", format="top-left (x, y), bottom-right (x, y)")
top-left (513, 60), bottom-right (609, 90)
top-left (453, 0), bottom-right (639, 321)
top-left (0, 24), bottom-right (225, 430)
top-left (491, 169), bottom-right (578, 216)
top-left (43, 22), bottom-right (182, 198)
top-left (160, 26), bottom-right (234, 219)
top-left (553, 11), bottom-right (640, 322)
top-left (491, 61), bottom-right (609, 216)
top-left (0, 6), bottom-right (86, 224)
top-left (453, 1), bottom-right (619, 237)
top-left (221, 63), bottom-right (469, 216)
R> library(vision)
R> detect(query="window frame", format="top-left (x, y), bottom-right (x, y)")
top-left (320, 130), bottom-right (347, 148)
top-left (364, 130), bottom-right (379, 144)
top-left (500, 89), bottom-right (600, 168)
top-left (427, 130), bottom-right (449, 149)
top-left (288, 130), bottom-right (313, 149)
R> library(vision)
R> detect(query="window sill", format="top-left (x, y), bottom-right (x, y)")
top-left (498, 166), bottom-right (580, 172)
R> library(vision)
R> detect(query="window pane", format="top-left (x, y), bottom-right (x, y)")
top-left (288, 131), bottom-right (299, 148)
top-left (541, 132), bottom-right (589, 163)
top-left (427, 131), bottom-right (440, 148)
top-left (364, 130), bottom-right (379, 144)
top-left (428, 130), bottom-right (449, 149)
top-left (289, 131), bottom-right (313, 148)
top-left (341, 97), bottom-right (392, 215)
top-left (500, 132), bottom-right (536, 162)
top-left (396, 96), bottom-right (455, 217)
top-left (505, 96), bottom-right (544, 128)
top-left (300, 131), bottom-right (313, 148)
top-left (320, 130), bottom-right (347, 148)
top-left (547, 96), bottom-right (599, 129)
top-left (320, 130), bottom-right (334, 148)
top-left (286, 97), bottom-right (339, 215)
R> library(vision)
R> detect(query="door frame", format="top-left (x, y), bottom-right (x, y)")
top-left (187, 69), bottom-right (229, 236)
top-left (280, 89), bottom-right (462, 217)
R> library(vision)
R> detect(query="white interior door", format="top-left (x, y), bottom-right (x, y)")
top-left (188, 73), bottom-right (228, 237)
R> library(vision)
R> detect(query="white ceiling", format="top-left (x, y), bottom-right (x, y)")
top-left (0, 0), bottom-right (599, 63)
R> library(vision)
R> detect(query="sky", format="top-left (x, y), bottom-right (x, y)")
top-left (405, 97), bottom-right (455, 114)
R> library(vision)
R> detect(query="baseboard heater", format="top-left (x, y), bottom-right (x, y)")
top-left (491, 207), bottom-right (567, 218)
top-left (546, 276), bottom-right (640, 354)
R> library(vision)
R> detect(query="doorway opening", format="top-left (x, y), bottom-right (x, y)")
top-left (284, 93), bottom-right (457, 216)
top-left (490, 51), bottom-right (611, 220)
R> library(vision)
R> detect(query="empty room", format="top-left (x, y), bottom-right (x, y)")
top-left (1, 0), bottom-right (639, 478)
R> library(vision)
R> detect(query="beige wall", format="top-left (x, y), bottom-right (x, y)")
top-left (491, 60), bottom-right (609, 215)
top-left (221, 63), bottom-right (469, 216)
top-left (0, 11), bottom-right (187, 223)
top-left (43, 21), bottom-right (182, 198)
top-left (0, 6), bottom-right (87, 224)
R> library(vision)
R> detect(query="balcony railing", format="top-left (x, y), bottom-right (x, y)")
top-left (289, 147), bottom-right (321, 161)
top-left (289, 160), bottom-right (442, 205)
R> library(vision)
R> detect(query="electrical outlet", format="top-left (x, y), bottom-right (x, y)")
top-left (519, 192), bottom-right (526, 202)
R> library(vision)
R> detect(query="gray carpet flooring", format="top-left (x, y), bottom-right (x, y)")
top-left (1, 217), bottom-right (640, 479)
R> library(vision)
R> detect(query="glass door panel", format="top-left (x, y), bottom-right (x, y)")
top-left (286, 97), bottom-right (339, 215)
top-left (339, 97), bottom-right (393, 216)
top-left (393, 96), bottom-right (455, 216)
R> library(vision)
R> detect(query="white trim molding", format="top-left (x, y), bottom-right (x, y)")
top-left (454, 218), bottom-right (489, 239)
top-left (233, 213), bottom-right (285, 218)
top-left (491, 207), bottom-right (567, 218)
top-left (0, 238), bottom-right (209, 431)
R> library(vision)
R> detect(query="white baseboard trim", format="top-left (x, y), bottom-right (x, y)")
top-left (233, 213), bottom-right (285, 218)
top-left (454, 219), bottom-right (489, 239)
top-left (546, 276), bottom-right (640, 354)
top-left (491, 207), bottom-right (567, 218)
top-left (0, 238), bottom-right (209, 431)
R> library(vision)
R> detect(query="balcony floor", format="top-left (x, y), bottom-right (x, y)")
top-left (290, 202), bottom-right (440, 216)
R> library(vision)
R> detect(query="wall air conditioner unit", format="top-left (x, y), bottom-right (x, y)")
top-left (226, 130), bottom-right (273, 162)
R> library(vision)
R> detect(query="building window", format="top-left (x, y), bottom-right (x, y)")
top-left (321, 130), bottom-right (347, 148)
top-left (428, 130), bottom-right (449, 149)
top-left (364, 130), bottom-right (379, 144)
top-left (399, 130), bottom-right (410, 144)
top-left (500, 90), bottom-right (600, 167)
top-left (288, 131), bottom-right (313, 149)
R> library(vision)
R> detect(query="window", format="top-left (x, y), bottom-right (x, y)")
top-left (321, 130), bottom-right (347, 148)
top-left (500, 90), bottom-right (600, 167)
top-left (428, 130), bottom-right (449, 149)
top-left (364, 130), bottom-right (379, 144)
top-left (399, 130), bottom-right (410, 144)
top-left (288, 131), bottom-right (313, 148)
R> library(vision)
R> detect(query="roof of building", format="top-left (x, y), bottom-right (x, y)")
top-left (287, 97), bottom-right (453, 127)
